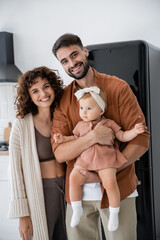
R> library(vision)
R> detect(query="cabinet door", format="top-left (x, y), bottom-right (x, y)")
top-left (0, 156), bottom-right (20, 240)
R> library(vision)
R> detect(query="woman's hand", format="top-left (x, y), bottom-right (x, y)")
top-left (80, 170), bottom-right (101, 184)
top-left (19, 216), bottom-right (33, 240)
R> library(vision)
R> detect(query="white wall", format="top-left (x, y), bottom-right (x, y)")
top-left (0, 0), bottom-right (160, 86)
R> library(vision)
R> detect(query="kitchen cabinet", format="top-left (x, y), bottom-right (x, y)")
top-left (0, 155), bottom-right (20, 240)
top-left (0, 84), bottom-right (16, 141)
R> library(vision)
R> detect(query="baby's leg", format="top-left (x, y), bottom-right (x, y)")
top-left (70, 165), bottom-right (86, 228)
top-left (70, 165), bottom-right (86, 201)
top-left (98, 168), bottom-right (120, 207)
top-left (98, 168), bottom-right (120, 231)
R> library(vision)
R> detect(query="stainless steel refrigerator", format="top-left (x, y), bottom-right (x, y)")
top-left (86, 40), bottom-right (160, 240)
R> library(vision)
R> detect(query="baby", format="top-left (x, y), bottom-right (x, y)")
top-left (54, 86), bottom-right (145, 231)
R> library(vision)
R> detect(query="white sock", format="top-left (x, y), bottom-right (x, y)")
top-left (71, 201), bottom-right (83, 228)
top-left (108, 206), bottom-right (120, 231)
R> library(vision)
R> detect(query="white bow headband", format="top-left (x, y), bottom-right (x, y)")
top-left (74, 86), bottom-right (105, 111)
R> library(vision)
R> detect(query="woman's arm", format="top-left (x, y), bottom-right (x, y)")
top-left (8, 120), bottom-right (30, 218)
top-left (19, 216), bottom-right (33, 240)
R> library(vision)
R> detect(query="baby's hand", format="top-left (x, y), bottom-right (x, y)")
top-left (53, 133), bottom-right (64, 143)
top-left (134, 123), bottom-right (145, 134)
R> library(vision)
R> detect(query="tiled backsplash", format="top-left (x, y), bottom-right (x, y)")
top-left (0, 84), bottom-right (16, 141)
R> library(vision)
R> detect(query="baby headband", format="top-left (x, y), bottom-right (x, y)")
top-left (74, 86), bottom-right (105, 111)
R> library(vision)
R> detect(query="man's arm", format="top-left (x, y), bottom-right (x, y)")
top-left (118, 143), bottom-right (148, 172)
top-left (54, 120), bottom-right (115, 163)
top-left (116, 82), bottom-right (150, 171)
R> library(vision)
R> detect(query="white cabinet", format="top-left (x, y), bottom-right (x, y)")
top-left (0, 155), bottom-right (20, 240)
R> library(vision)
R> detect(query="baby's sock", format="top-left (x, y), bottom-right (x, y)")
top-left (108, 206), bottom-right (120, 231)
top-left (71, 201), bottom-right (83, 228)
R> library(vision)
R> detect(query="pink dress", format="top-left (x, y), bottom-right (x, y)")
top-left (73, 117), bottom-right (127, 171)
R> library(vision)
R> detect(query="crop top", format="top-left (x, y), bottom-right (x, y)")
top-left (35, 127), bottom-right (55, 162)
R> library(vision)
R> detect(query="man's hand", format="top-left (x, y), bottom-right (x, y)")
top-left (80, 170), bottom-right (101, 183)
top-left (19, 216), bottom-right (33, 240)
top-left (92, 120), bottom-right (115, 145)
top-left (54, 120), bottom-right (115, 163)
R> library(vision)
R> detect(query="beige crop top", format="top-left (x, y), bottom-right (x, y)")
top-left (35, 127), bottom-right (55, 162)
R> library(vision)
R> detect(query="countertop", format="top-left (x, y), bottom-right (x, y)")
top-left (0, 151), bottom-right (9, 155)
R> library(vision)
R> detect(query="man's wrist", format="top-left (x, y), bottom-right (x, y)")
top-left (85, 130), bottom-right (97, 146)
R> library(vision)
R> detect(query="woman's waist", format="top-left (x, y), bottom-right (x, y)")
top-left (40, 160), bottom-right (65, 178)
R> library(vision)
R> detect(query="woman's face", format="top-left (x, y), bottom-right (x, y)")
top-left (28, 77), bottom-right (55, 110)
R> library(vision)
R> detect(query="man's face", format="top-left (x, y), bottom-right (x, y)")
top-left (56, 45), bottom-right (90, 80)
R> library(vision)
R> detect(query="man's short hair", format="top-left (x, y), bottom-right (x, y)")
top-left (52, 33), bottom-right (83, 57)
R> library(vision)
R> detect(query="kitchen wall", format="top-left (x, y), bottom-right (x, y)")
top-left (0, 0), bottom-right (160, 139)
top-left (0, 84), bottom-right (16, 141)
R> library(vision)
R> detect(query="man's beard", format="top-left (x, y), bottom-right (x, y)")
top-left (68, 57), bottom-right (90, 80)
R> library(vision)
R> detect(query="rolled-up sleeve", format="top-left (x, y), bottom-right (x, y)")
top-left (51, 106), bottom-right (71, 152)
top-left (118, 82), bottom-right (150, 147)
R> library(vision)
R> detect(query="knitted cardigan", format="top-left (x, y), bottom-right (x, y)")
top-left (8, 113), bottom-right (49, 240)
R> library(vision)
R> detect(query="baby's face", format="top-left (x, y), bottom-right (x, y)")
top-left (79, 96), bottom-right (103, 122)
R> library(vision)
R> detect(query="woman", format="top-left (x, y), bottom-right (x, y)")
top-left (8, 66), bottom-right (67, 240)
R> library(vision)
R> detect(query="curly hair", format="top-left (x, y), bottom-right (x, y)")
top-left (15, 66), bottom-right (64, 119)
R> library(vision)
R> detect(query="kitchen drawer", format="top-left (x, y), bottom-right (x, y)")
top-left (0, 155), bottom-right (9, 181)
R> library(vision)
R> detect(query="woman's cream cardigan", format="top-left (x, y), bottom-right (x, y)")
top-left (8, 113), bottom-right (49, 240)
